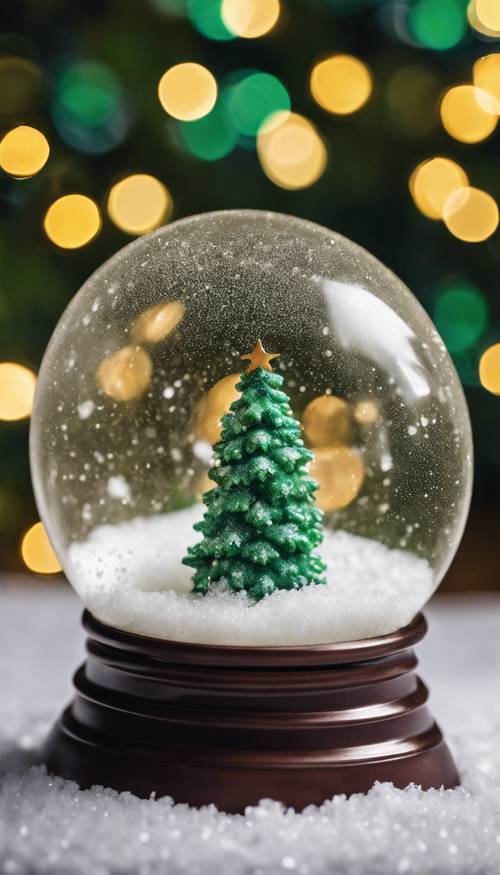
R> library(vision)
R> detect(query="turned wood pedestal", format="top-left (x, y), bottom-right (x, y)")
top-left (42, 611), bottom-right (459, 812)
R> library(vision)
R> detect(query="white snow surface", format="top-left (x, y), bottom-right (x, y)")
top-left (1, 584), bottom-right (500, 875)
top-left (67, 505), bottom-right (434, 645)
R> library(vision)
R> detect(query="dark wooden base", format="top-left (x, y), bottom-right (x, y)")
top-left (42, 611), bottom-right (459, 812)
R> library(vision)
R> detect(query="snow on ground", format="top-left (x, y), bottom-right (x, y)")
top-left (66, 505), bottom-right (434, 645)
top-left (1, 584), bottom-right (499, 874)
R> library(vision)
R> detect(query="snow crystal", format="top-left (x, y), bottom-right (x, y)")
top-left (106, 476), bottom-right (130, 502)
top-left (1, 587), bottom-right (500, 874)
top-left (67, 505), bottom-right (434, 645)
top-left (77, 400), bottom-right (94, 420)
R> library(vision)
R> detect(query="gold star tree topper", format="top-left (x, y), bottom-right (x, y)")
top-left (241, 339), bottom-right (280, 372)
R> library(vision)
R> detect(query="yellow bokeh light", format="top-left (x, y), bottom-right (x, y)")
top-left (158, 62), bottom-right (217, 121)
top-left (221, 0), bottom-right (280, 38)
top-left (132, 300), bottom-right (185, 344)
top-left (443, 186), bottom-right (499, 243)
top-left (479, 343), bottom-right (500, 394)
top-left (353, 400), bottom-right (380, 426)
top-left (21, 522), bottom-right (61, 574)
top-left (196, 373), bottom-right (241, 445)
top-left (468, 0), bottom-right (500, 35)
top-left (44, 195), bottom-right (101, 249)
top-left (440, 85), bottom-right (497, 143)
top-left (310, 54), bottom-right (372, 115)
top-left (257, 111), bottom-right (327, 190)
top-left (108, 174), bottom-right (171, 236)
top-left (97, 346), bottom-right (153, 401)
top-left (302, 395), bottom-right (353, 447)
top-left (473, 54), bottom-right (500, 115)
top-left (310, 446), bottom-right (364, 512)
top-left (409, 157), bottom-right (469, 220)
top-left (0, 362), bottom-right (36, 421)
top-left (0, 125), bottom-right (49, 178)
top-left (476, 0), bottom-right (500, 32)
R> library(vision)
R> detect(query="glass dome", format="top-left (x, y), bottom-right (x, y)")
top-left (30, 210), bottom-right (472, 645)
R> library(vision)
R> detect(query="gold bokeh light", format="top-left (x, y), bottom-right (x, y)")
top-left (132, 300), bottom-right (185, 344)
top-left (302, 395), bottom-right (353, 447)
top-left (473, 54), bottom-right (500, 115)
top-left (443, 186), bottom-right (499, 243)
top-left (409, 157), bottom-right (469, 220)
top-left (107, 174), bottom-right (171, 236)
top-left (310, 54), bottom-right (372, 115)
top-left (221, 0), bottom-right (280, 38)
top-left (158, 62), bottom-right (217, 121)
top-left (0, 125), bottom-right (49, 178)
top-left (440, 85), bottom-right (497, 143)
top-left (353, 400), bottom-right (380, 426)
top-left (97, 346), bottom-right (153, 402)
top-left (0, 362), bottom-right (36, 421)
top-left (21, 522), bottom-right (61, 574)
top-left (479, 343), bottom-right (500, 394)
top-left (475, 0), bottom-right (500, 33)
top-left (44, 194), bottom-right (101, 249)
top-left (310, 446), bottom-right (364, 512)
top-left (257, 111), bottom-right (327, 190)
top-left (196, 373), bottom-right (241, 445)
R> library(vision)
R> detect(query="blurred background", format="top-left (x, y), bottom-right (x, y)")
top-left (0, 0), bottom-right (499, 591)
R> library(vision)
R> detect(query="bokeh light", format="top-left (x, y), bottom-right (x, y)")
top-left (353, 400), bottom-right (380, 426)
top-left (44, 195), bottom-right (101, 249)
top-left (309, 446), bottom-right (364, 511)
top-left (433, 282), bottom-right (488, 353)
top-left (310, 54), bottom-right (372, 115)
top-left (475, 0), bottom-right (500, 34)
top-left (473, 54), bottom-right (500, 115)
top-left (257, 111), bottom-right (327, 189)
top-left (179, 104), bottom-right (238, 160)
top-left (409, 157), bottom-right (469, 220)
top-left (440, 85), bottom-right (497, 143)
top-left (302, 396), bottom-right (353, 447)
top-left (0, 363), bottom-right (36, 421)
top-left (221, 0), bottom-right (280, 38)
top-left (443, 187), bottom-right (499, 243)
top-left (21, 522), bottom-right (61, 574)
top-left (223, 70), bottom-right (290, 137)
top-left (107, 174), bottom-right (171, 235)
top-left (132, 300), bottom-right (186, 343)
top-left (158, 63), bottom-right (217, 121)
top-left (409, 0), bottom-right (467, 50)
top-left (196, 374), bottom-right (241, 444)
top-left (467, 0), bottom-right (500, 35)
top-left (52, 60), bottom-right (129, 154)
top-left (187, 0), bottom-right (235, 40)
top-left (479, 343), bottom-right (500, 394)
top-left (0, 125), bottom-right (49, 178)
top-left (97, 346), bottom-right (153, 402)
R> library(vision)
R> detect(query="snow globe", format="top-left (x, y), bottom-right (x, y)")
top-left (32, 210), bottom-right (472, 809)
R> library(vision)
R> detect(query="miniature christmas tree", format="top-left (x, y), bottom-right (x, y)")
top-left (183, 340), bottom-right (327, 600)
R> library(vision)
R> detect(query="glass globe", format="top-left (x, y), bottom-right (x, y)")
top-left (30, 210), bottom-right (472, 645)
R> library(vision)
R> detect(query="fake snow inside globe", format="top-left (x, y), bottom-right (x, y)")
top-left (31, 210), bottom-right (472, 646)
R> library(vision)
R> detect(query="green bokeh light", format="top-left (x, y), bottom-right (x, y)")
top-left (57, 61), bottom-right (121, 125)
top-left (186, 0), bottom-right (234, 40)
top-left (409, 0), bottom-right (466, 50)
top-left (52, 60), bottom-right (129, 154)
top-left (434, 282), bottom-right (488, 354)
top-left (223, 70), bottom-right (290, 138)
top-left (179, 104), bottom-right (238, 160)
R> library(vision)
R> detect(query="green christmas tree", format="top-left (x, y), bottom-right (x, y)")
top-left (183, 340), bottom-right (327, 601)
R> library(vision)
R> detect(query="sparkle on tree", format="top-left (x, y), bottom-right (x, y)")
top-left (183, 341), bottom-right (327, 600)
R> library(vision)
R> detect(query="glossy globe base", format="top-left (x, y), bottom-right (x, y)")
top-left (42, 610), bottom-right (459, 812)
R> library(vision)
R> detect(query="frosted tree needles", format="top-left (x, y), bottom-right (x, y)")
top-left (183, 341), bottom-right (326, 600)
